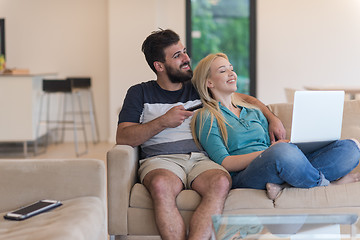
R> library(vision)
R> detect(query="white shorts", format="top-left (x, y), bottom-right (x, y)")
top-left (138, 152), bottom-right (229, 189)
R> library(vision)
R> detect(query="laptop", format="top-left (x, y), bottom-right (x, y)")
top-left (290, 90), bottom-right (345, 153)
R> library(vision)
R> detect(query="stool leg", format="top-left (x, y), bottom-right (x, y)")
top-left (76, 92), bottom-right (88, 154)
top-left (70, 93), bottom-right (80, 156)
top-left (71, 92), bottom-right (88, 157)
top-left (51, 93), bottom-right (60, 144)
top-left (33, 139), bottom-right (38, 156)
top-left (87, 89), bottom-right (100, 144)
top-left (36, 93), bottom-right (46, 154)
top-left (46, 93), bottom-right (51, 147)
top-left (23, 141), bottom-right (28, 158)
top-left (60, 93), bottom-right (67, 143)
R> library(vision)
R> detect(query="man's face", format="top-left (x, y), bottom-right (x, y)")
top-left (163, 41), bottom-right (193, 83)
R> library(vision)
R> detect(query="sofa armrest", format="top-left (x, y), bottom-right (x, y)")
top-left (107, 144), bottom-right (139, 236)
top-left (0, 158), bottom-right (106, 212)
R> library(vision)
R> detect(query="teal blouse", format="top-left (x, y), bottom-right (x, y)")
top-left (195, 104), bottom-right (271, 171)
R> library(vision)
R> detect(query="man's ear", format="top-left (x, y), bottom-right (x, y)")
top-left (154, 61), bottom-right (164, 72)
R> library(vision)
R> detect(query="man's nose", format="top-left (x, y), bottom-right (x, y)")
top-left (182, 53), bottom-right (190, 62)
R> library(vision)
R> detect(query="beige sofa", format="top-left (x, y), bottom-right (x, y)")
top-left (107, 100), bottom-right (360, 240)
top-left (0, 158), bottom-right (107, 240)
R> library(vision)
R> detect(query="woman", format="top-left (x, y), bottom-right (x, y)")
top-left (191, 53), bottom-right (360, 199)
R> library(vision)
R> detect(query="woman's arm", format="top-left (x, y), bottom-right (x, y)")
top-left (221, 140), bottom-right (289, 172)
top-left (221, 151), bottom-right (264, 172)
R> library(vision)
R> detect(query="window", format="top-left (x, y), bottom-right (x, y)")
top-left (0, 19), bottom-right (5, 58)
top-left (186, 0), bottom-right (256, 96)
top-left (0, 19), bottom-right (5, 72)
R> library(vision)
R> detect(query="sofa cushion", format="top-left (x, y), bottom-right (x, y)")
top-left (0, 197), bottom-right (106, 240)
top-left (224, 188), bottom-right (274, 210)
top-left (130, 183), bottom-right (274, 211)
top-left (274, 182), bottom-right (360, 209)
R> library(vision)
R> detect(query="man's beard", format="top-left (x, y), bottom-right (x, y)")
top-left (165, 62), bottom-right (193, 84)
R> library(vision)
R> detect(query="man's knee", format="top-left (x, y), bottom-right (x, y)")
top-left (193, 170), bottom-right (231, 196)
top-left (144, 170), bottom-right (183, 198)
top-left (212, 171), bottom-right (231, 190)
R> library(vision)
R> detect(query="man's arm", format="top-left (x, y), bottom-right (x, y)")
top-left (116, 105), bottom-right (193, 147)
top-left (116, 121), bottom-right (164, 147)
top-left (236, 93), bottom-right (286, 143)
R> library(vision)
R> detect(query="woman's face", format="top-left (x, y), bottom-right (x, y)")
top-left (207, 57), bottom-right (237, 98)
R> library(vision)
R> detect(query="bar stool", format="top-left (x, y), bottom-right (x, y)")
top-left (67, 77), bottom-right (99, 144)
top-left (36, 79), bottom-right (88, 156)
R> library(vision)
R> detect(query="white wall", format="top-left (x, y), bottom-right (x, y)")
top-left (108, 0), bottom-right (360, 141)
top-left (2, 0), bottom-right (360, 143)
top-left (0, 0), bottom-right (109, 141)
top-left (108, 0), bottom-right (186, 142)
top-left (257, 0), bottom-right (360, 103)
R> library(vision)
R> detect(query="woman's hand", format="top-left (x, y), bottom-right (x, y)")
top-left (270, 139), bottom-right (290, 147)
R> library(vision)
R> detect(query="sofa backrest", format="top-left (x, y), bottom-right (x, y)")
top-left (268, 100), bottom-right (360, 141)
top-left (0, 159), bottom-right (106, 212)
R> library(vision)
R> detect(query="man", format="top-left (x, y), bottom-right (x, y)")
top-left (116, 29), bottom-right (285, 240)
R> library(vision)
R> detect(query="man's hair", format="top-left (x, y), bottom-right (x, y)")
top-left (142, 29), bottom-right (180, 73)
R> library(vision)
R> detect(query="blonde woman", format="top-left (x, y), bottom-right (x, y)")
top-left (191, 53), bottom-right (360, 199)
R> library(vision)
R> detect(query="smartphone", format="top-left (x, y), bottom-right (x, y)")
top-left (186, 103), bottom-right (203, 111)
top-left (4, 200), bottom-right (62, 221)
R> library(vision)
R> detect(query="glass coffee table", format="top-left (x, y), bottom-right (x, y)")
top-left (212, 214), bottom-right (358, 240)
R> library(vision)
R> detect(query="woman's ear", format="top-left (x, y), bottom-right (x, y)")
top-left (207, 79), bottom-right (214, 88)
top-left (154, 61), bottom-right (164, 72)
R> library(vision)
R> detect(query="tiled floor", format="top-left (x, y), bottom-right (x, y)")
top-left (0, 141), bottom-right (115, 163)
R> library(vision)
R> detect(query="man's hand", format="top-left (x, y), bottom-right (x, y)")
top-left (234, 93), bottom-right (286, 143)
top-left (268, 116), bottom-right (286, 144)
top-left (160, 105), bottom-right (193, 128)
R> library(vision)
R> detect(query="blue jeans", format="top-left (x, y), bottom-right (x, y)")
top-left (231, 140), bottom-right (360, 189)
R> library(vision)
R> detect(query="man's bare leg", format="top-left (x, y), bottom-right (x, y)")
top-left (188, 169), bottom-right (231, 240)
top-left (143, 169), bottom-right (186, 240)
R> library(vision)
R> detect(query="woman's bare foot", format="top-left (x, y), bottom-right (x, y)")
top-left (266, 183), bottom-right (285, 200)
top-left (349, 138), bottom-right (360, 150)
top-left (330, 172), bottom-right (360, 185)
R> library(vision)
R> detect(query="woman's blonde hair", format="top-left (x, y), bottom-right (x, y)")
top-left (190, 53), bottom-right (255, 148)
